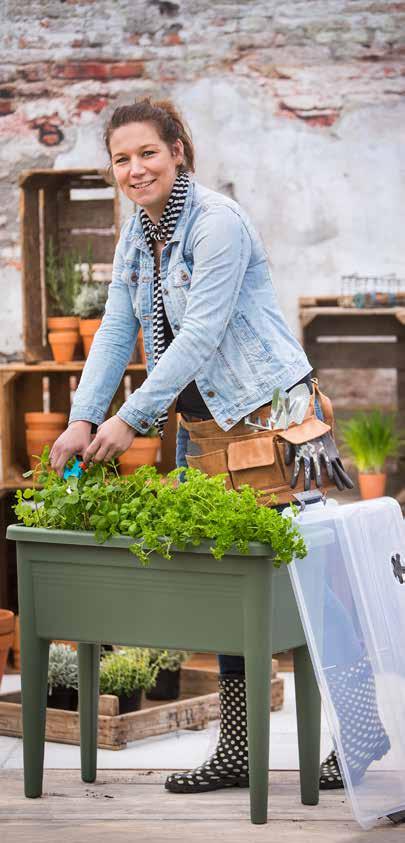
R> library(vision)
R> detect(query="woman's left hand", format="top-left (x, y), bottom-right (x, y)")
top-left (83, 416), bottom-right (135, 464)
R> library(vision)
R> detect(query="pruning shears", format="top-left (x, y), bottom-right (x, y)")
top-left (63, 456), bottom-right (87, 481)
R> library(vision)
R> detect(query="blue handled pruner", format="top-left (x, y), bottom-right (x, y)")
top-left (63, 456), bottom-right (84, 481)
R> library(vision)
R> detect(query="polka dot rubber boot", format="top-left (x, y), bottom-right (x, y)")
top-left (165, 674), bottom-right (249, 793)
top-left (319, 655), bottom-right (391, 790)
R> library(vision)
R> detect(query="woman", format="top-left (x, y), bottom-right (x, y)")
top-left (50, 98), bottom-right (384, 793)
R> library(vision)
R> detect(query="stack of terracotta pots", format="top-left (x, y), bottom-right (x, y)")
top-left (47, 316), bottom-right (80, 363)
top-left (24, 412), bottom-right (68, 470)
top-left (0, 609), bottom-right (15, 690)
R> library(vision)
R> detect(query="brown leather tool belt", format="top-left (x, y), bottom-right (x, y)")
top-left (180, 381), bottom-right (336, 506)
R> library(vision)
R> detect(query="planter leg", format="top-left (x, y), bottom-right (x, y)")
top-left (293, 644), bottom-right (321, 805)
top-left (244, 562), bottom-right (272, 825)
top-left (20, 633), bottom-right (50, 798)
top-left (17, 554), bottom-right (50, 799)
top-left (78, 643), bottom-right (100, 783)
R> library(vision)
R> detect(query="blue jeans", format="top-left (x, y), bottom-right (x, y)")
top-left (175, 402), bottom-right (362, 676)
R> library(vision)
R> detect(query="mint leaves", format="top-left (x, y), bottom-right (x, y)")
top-left (14, 456), bottom-right (307, 568)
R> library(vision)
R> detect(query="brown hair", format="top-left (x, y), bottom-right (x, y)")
top-left (104, 97), bottom-right (195, 173)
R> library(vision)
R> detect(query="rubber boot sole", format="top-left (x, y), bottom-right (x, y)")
top-left (165, 775), bottom-right (250, 794)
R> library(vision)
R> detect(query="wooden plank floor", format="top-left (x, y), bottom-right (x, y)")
top-left (0, 770), bottom-right (401, 843)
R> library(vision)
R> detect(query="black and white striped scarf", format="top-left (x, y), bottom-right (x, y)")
top-left (140, 170), bottom-right (190, 438)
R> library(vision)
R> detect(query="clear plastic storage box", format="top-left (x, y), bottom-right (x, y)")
top-left (287, 496), bottom-right (405, 829)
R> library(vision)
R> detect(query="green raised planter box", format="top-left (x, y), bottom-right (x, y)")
top-left (6, 524), bottom-right (321, 825)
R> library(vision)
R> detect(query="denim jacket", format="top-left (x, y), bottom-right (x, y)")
top-left (69, 179), bottom-right (312, 433)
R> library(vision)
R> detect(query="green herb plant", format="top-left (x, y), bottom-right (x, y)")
top-left (339, 409), bottom-right (401, 473)
top-left (47, 642), bottom-right (78, 696)
top-left (99, 648), bottom-right (159, 697)
top-left (147, 648), bottom-right (189, 672)
top-left (46, 237), bottom-right (82, 317)
top-left (14, 449), bottom-right (307, 568)
top-left (73, 281), bottom-right (108, 319)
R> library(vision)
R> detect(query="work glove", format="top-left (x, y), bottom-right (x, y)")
top-left (284, 432), bottom-right (354, 492)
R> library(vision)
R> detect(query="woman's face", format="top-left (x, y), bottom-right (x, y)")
top-left (110, 121), bottom-right (184, 221)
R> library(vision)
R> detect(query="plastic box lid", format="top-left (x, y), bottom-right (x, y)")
top-left (286, 496), bottom-right (405, 829)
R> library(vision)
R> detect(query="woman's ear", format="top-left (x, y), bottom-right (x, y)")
top-left (104, 163), bottom-right (115, 186)
top-left (172, 138), bottom-right (185, 166)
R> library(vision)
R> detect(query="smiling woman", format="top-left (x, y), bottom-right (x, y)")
top-left (48, 95), bottom-right (354, 796)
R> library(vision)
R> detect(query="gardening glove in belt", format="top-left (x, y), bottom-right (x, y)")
top-left (284, 432), bottom-right (354, 492)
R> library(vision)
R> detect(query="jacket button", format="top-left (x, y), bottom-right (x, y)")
top-left (207, 391), bottom-right (215, 398)
top-left (131, 272), bottom-right (137, 283)
top-left (181, 271), bottom-right (189, 281)
top-left (225, 418), bottom-right (234, 425)
top-left (163, 288), bottom-right (169, 295)
top-left (140, 420), bottom-right (148, 429)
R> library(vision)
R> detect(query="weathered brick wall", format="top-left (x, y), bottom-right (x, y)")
top-left (0, 0), bottom-right (404, 411)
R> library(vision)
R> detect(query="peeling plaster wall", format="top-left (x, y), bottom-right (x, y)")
top-left (0, 0), bottom-right (404, 399)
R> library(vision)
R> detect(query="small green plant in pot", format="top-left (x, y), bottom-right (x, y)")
top-left (99, 648), bottom-right (159, 714)
top-left (46, 239), bottom-right (83, 361)
top-left (47, 643), bottom-right (79, 711)
top-left (73, 280), bottom-right (109, 358)
top-left (340, 409), bottom-right (401, 499)
top-left (145, 649), bottom-right (189, 701)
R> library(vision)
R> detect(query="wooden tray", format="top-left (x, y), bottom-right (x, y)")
top-left (0, 666), bottom-right (284, 750)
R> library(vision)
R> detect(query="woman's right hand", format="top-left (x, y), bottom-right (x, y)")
top-left (49, 421), bottom-right (92, 477)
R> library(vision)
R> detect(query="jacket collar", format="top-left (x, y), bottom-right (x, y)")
top-left (129, 178), bottom-right (195, 253)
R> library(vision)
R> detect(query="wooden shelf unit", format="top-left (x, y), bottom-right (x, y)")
top-left (299, 298), bottom-right (405, 493)
top-left (0, 362), bottom-right (178, 490)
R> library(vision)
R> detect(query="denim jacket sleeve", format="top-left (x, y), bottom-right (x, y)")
top-left (68, 221), bottom-right (140, 426)
top-left (116, 205), bottom-right (252, 432)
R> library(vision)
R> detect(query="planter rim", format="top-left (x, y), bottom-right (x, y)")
top-left (6, 523), bottom-right (274, 557)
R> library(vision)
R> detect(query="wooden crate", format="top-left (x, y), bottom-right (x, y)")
top-left (0, 665), bottom-right (284, 750)
top-left (299, 297), bottom-right (405, 494)
top-left (20, 169), bottom-right (121, 363)
top-left (0, 362), bottom-right (178, 489)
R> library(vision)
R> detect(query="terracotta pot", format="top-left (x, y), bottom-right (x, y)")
top-left (47, 316), bottom-right (79, 332)
top-left (25, 413), bottom-right (67, 470)
top-left (48, 330), bottom-right (79, 363)
top-left (24, 412), bottom-right (67, 431)
top-left (358, 472), bottom-right (387, 500)
top-left (0, 609), bottom-right (15, 690)
top-left (118, 438), bottom-right (160, 475)
top-left (79, 318), bottom-right (102, 357)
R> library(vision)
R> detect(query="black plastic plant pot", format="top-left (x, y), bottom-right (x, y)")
top-left (118, 687), bottom-right (142, 714)
top-left (145, 668), bottom-right (181, 701)
top-left (46, 686), bottom-right (78, 711)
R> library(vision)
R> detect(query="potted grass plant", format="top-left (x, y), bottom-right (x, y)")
top-left (73, 281), bottom-right (109, 357)
top-left (99, 647), bottom-right (159, 714)
top-left (340, 409), bottom-right (401, 499)
top-left (47, 642), bottom-right (79, 711)
top-left (145, 648), bottom-right (189, 701)
top-left (46, 238), bottom-right (82, 362)
top-left (118, 426), bottom-right (161, 475)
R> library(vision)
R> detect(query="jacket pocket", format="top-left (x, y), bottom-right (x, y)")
top-left (227, 435), bottom-right (287, 491)
top-left (230, 311), bottom-right (272, 363)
